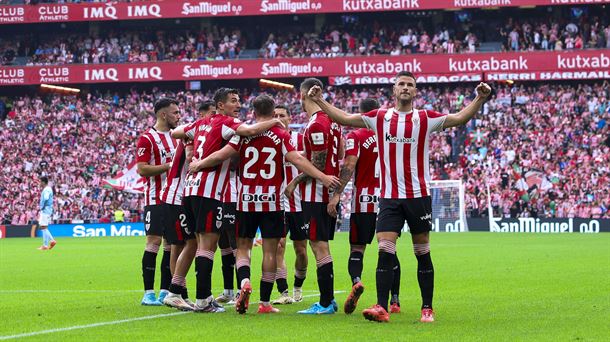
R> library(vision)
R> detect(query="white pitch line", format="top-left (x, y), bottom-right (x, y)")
top-left (0, 291), bottom-right (346, 340)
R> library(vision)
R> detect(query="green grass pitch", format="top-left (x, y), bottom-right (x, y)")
top-left (1, 232), bottom-right (608, 341)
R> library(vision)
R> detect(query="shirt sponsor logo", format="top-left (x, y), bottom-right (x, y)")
top-left (242, 193), bottom-right (276, 202)
top-left (385, 133), bottom-right (415, 144)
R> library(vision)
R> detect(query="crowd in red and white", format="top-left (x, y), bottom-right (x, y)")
top-left (0, 81), bottom-right (607, 224)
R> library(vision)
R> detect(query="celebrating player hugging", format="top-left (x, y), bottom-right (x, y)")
top-left (136, 74), bottom-right (491, 322)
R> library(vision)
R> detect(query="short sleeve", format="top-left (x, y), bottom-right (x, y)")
top-left (426, 110), bottom-right (448, 132)
top-left (361, 109), bottom-right (379, 130)
top-left (227, 134), bottom-right (240, 151)
top-left (306, 122), bottom-right (329, 152)
top-left (221, 117), bottom-right (243, 140)
top-left (136, 135), bottom-right (152, 163)
top-left (183, 121), bottom-right (199, 140)
top-left (281, 131), bottom-right (296, 155)
top-left (345, 131), bottom-right (360, 158)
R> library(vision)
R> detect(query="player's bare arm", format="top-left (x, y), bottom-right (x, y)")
top-left (285, 151), bottom-right (340, 190)
top-left (189, 144), bottom-right (238, 173)
top-left (327, 155), bottom-right (357, 217)
top-left (171, 124), bottom-right (189, 139)
top-left (136, 162), bottom-right (170, 177)
top-left (236, 118), bottom-right (284, 137)
top-left (443, 82), bottom-right (492, 129)
top-left (284, 150), bottom-right (327, 198)
top-left (308, 85), bottom-right (367, 129)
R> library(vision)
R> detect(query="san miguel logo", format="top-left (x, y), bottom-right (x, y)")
top-left (181, 2), bottom-right (242, 15)
top-left (260, 0), bottom-right (322, 13)
top-left (182, 64), bottom-right (244, 78)
top-left (261, 62), bottom-right (323, 76)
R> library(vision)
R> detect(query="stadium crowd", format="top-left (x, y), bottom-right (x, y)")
top-left (0, 81), bottom-right (608, 225)
top-left (1, 10), bottom-right (608, 66)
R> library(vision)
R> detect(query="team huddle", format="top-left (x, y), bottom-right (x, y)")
top-left (136, 72), bottom-right (492, 322)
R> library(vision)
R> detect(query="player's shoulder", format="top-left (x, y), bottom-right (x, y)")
top-left (363, 108), bottom-right (387, 118)
top-left (421, 108), bottom-right (445, 118)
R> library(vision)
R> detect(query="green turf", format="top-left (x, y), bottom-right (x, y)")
top-left (0, 233), bottom-right (608, 341)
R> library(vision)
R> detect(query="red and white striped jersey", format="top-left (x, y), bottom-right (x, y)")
top-left (222, 169), bottom-right (238, 203)
top-left (302, 111), bottom-right (341, 203)
top-left (345, 128), bottom-right (380, 213)
top-left (136, 128), bottom-right (178, 206)
top-left (184, 114), bottom-right (242, 200)
top-left (235, 126), bottom-right (295, 212)
top-left (361, 108), bottom-right (447, 199)
top-left (159, 140), bottom-right (189, 205)
top-left (282, 131), bottom-right (304, 212)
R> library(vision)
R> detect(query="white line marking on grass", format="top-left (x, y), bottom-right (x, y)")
top-left (0, 291), bottom-right (347, 340)
top-left (0, 312), bottom-right (187, 340)
top-left (0, 290), bottom-right (142, 293)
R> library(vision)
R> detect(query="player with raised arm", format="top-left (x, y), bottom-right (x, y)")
top-left (136, 98), bottom-right (180, 306)
top-left (328, 98), bottom-right (402, 315)
top-left (272, 105), bottom-right (307, 305)
top-left (307, 72), bottom-right (492, 322)
top-left (178, 88), bottom-right (284, 313)
top-left (284, 78), bottom-right (343, 315)
top-left (189, 94), bottom-right (340, 314)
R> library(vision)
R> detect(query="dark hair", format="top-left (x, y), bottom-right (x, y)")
top-left (153, 97), bottom-right (179, 114)
top-left (274, 104), bottom-right (290, 116)
top-left (395, 71), bottom-right (416, 82)
top-left (212, 88), bottom-right (239, 107)
top-left (198, 101), bottom-right (215, 112)
top-left (359, 98), bottom-right (380, 113)
top-left (253, 95), bottom-right (275, 117)
top-left (40, 176), bottom-right (48, 184)
top-left (300, 78), bottom-right (324, 92)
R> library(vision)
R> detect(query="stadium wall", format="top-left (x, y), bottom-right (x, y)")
top-left (2, 0), bottom-right (604, 25)
top-left (1, 219), bottom-right (608, 239)
top-left (1, 50), bottom-right (608, 86)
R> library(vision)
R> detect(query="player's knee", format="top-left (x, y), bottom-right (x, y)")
top-left (378, 239), bottom-right (396, 255)
top-left (413, 243), bottom-right (430, 256)
top-left (350, 245), bottom-right (365, 254)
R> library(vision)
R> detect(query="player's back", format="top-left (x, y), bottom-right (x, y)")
top-left (303, 111), bottom-right (341, 202)
top-left (347, 128), bottom-right (380, 213)
top-left (350, 128), bottom-right (379, 190)
top-left (237, 126), bottom-right (293, 212)
top-left (185, 114), bottom-right (241, 200)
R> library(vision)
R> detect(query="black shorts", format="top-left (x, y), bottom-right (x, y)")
top-left (285, 211), bottom-right (307, 241)
top-left (376, 196), bottom-right (432, 235)
top-left (159, 203), bottom-right (195, 244)
top-left (219, 202), bottom-right (237, 250)
top-left (144, 204), bottom-right (165, 237)
top-left (183, 196), bottom-right (223, 234)
top-left (349, 213), bottom-right (377, 245)
top-left (236, 211), bottom-right (285, 239)
top-left (221, 202), bottom-right (237, 234)
top-left (302, 202), bottom-right (336, 242)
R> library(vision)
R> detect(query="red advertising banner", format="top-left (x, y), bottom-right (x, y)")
top-left (1, 0), bottom-right (609, 25)
top-left (0, 225), bottom-right (5, 239)
top-left (1, 50), bottom-right (608, 86)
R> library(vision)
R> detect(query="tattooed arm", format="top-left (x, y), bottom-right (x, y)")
top-left (284, 150), bottom-right (327, 198)
top-left (327, 155), bottom-right (357, 217)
